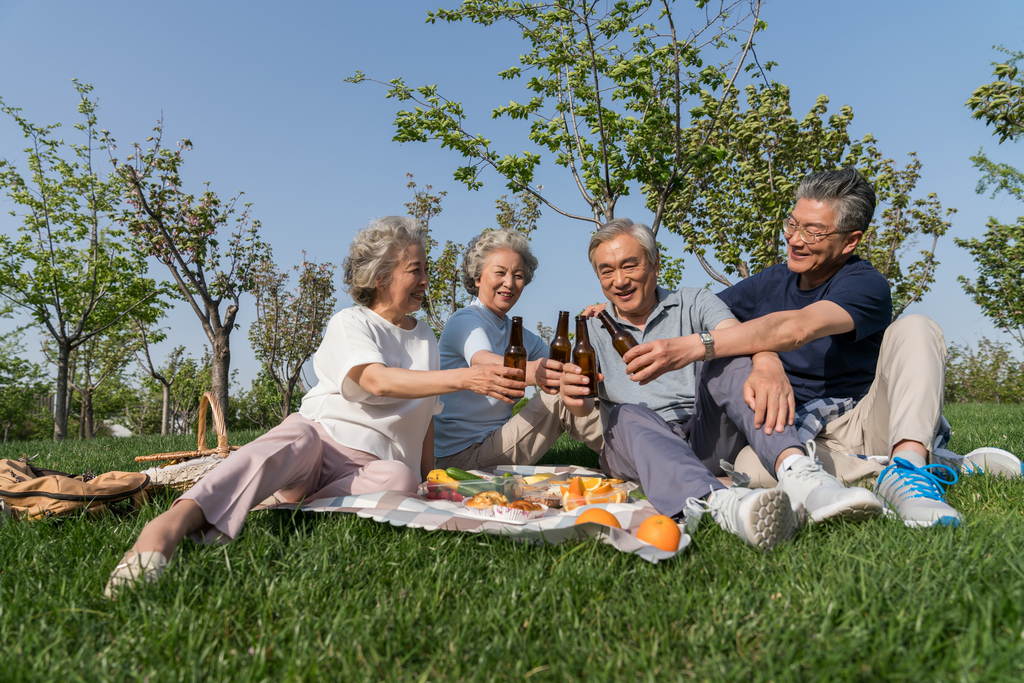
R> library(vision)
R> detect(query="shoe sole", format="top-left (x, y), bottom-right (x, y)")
top-left (809, 492), bottom-right (884, 524)
top-left (963, 448), bottom-right (1023, 478)
top-left (882, 504), bottom-right (963, 529)
top-left (735, 489), bottom-right (798, 551)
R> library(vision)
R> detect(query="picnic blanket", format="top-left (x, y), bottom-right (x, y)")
top-left (266, 465), bottom-right (689, 564)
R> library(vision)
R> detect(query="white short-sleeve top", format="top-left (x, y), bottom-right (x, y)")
top-left (299, 306), bottom-right (443, 475)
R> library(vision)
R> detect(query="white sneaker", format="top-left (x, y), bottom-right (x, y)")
top-left (875, 457), bottom-right (963, 528)
top-left (778, 442), bottom-right (883, 523)
top-left (933, 447), bottom-right (1022, 479)
top-left (686, 486), bottom-right (799, 551)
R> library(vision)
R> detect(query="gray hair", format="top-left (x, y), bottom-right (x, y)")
top-left (343, 216), bottom-right (428, 306)
top-left (796, 168), bottom-right (876, 233)
top-left (461, 229), bottom-right (538, 296)
top-left (588, 218), bottom-right (659, 272)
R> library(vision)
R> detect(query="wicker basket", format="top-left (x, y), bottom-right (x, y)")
top-left (136, 392), bottom-right (241, 493)
top-left (135, 392), bottom-right (240, 464)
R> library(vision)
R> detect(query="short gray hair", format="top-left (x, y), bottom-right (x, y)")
top-left (343, 216), bottom-right (428, 306)
top-left (461, 229), bottom-right (538, 296)
top-left (796, 168), bottom-right (876, 233)
top-left (588, 218), bottom-right (659, 272)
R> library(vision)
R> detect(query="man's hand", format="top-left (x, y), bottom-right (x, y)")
top-left (581, 302), bottom-right (607, 318)
top-left (621, 335), bottom-right (702, 384)
top-left (743, 352), bottom-right (795, 434)
top-left (559, 362), bottom-right (603, 415)
top-left (533, 357), bottom-right (564, 395)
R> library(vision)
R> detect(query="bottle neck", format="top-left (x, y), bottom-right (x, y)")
top-left (574, 317), bottom-right (591, 346)
top-left (555, 312), bottom-right (569, 339)
top-left (509, 317), bottom-right (524, 346)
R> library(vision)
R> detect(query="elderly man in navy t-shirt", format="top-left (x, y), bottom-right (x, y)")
top-left (622, 168), bottom-right (957, 529)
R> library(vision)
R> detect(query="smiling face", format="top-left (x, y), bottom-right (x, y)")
top-left (371, 243), bottom-right (428, 325)
top-left (786, 198), bottom-right (862, 290)
top-left (475, 248), bottom-right (526, 318)
top-left (593, 234), bottom-right (659, 327)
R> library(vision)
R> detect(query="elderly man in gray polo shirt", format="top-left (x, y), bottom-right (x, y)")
top-left (560, 218), bottom-right (878, 550)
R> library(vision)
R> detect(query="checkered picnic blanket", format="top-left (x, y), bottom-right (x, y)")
top-left (270, 465), bottom-right (689, 564)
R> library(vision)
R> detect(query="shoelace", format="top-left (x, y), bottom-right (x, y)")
top-left (879, 457), bottom-right (959, 501)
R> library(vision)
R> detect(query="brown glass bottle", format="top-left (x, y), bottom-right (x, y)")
top-left (597, 310), bottom-right (649, 373)
top-left (548, 311), bottom-right (572, 364)
top-left (572, 315), bottom-right (599, 398)
top-left (503, 316), bottom-right (527, 375)
top-left (596, 310), bottom-right (639, 357)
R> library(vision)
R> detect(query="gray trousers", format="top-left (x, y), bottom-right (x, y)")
top-left (600, 356), bottom-right (803, 518)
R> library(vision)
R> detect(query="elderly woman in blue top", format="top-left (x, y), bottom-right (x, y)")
top-left (434, 229), bottom-right (604, 470)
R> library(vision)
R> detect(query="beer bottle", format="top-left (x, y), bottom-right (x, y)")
top-left (572, 315), bottom-right (599, 399)
top-left (597, 310), bottom-right (649, 374)
top-left (596, 310), bottom-right (638, 358)
top-left (548, 311), bottom-right (572, 364)
top-left (503, 316), bottom-right (527, 375)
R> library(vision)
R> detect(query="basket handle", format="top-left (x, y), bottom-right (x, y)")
top-left (196, 392), bottom-right (231, 458)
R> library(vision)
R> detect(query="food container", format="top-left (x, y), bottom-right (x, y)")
top-left (519, 480), bottom-right (566, 508)
top-left (419, 474), bottom-right (522, 504)
top-left (561, 482), bottom-right (630, 511)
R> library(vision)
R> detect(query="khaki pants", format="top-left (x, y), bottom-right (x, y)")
top-left (439, 390), bottom-right (604, 470)
top-left (735, 314), bottom-right (946, 486)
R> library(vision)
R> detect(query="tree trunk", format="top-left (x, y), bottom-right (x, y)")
top-left (281, 386), bottom-right (292, 422)
top-left (211, 333), bottom-right (231, 420)
top-left (53, 343), bottom-right (71, 441)
top-left (84, 389), bottom-right (95, 439)
top-left (161, 382), bottom-right (171, 436)
top-left (78, 397), bottom-right (87, 440)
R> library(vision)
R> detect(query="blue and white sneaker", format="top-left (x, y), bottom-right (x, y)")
top-left (875, 457), bottom-right (963, 528)
top-left (933, 447), bottom-right (1022, 479)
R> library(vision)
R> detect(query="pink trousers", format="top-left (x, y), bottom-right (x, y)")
top-left (177, 412), bottom-right (419, 545)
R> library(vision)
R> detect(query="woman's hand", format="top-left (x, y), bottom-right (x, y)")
top-left (463, 364), bottom-right (527, 404)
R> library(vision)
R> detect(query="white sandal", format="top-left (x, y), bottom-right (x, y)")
top-left (104, 550), bottom-right (169, 599)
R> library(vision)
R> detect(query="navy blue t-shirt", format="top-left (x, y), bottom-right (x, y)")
top-left (717, 256), bottom-right (892, 404)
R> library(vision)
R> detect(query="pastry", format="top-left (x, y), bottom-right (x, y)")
top-left (465, 491), bottom-right (509, 509)
top-left (505, 500), bottom-right (541, 512)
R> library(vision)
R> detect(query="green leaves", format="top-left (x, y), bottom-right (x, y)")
top-left (352, 0), bottom-right (766, 226)
top-left (955, 217), bottom-right (1024, 347)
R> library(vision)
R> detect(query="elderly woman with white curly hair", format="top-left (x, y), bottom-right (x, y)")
top-left (433, 229), bottom-right (604, 470)
top-left (106, 216), bottom-right (523, 598)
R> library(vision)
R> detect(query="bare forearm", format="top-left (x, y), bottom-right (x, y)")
top-left (356, 366), bottom-right (474, 399)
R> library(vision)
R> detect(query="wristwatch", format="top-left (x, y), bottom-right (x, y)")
top-left (698, 332), bottom-right (714, 362)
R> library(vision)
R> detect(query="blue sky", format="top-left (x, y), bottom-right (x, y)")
top-left (1, 0), bottom-right (1022, 389)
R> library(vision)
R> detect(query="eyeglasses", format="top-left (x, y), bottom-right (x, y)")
top-left (780, 217), bottom-right (842, 245)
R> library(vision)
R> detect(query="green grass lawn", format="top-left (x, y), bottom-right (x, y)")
top-left (1, 404), bottom-right (1023, 682)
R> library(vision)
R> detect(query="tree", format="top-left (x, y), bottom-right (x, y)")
top-left (405, 174), bottom-right (464, 336)
top-left (351, 0), bottom-right (766, 232)
top-left (945, 338), bottom-right (1024, 404)
top-left (112, 120), bottom-right (271, 415)
top-left (958, 44), bottom-right (1024, 345)
top-left (232, 366), bottom-right (304, 431)
top-left (248, 254), bottom-right (336, 420)
top-left (657, 81), bottom-right (954, 316)
top-left (0, 330), bottom-right (48, 442)
top-left (67, 326), bottom-right (135, 439)
top-left (0, 81), bottom-right (163, 440)
top-left (131, 318), bottom-right (174, 435)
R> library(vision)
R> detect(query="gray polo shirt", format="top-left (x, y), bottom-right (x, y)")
top-left (588, 286), bottom-right (734, 425)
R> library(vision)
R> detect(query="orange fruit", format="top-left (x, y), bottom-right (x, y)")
top-left (568, 476), bottom-right (586, 497)
top-left (636, 515), bottom-right (682, 551)
top-left (574, 508), bottom-right (622, 529)
top-left (588, 482), bottom-right (613, 496)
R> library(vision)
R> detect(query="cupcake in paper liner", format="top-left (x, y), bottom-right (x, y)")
top-left (493, 501), bottom-right (548, 522)
top-left (462, 491), bottom-right (508, 517)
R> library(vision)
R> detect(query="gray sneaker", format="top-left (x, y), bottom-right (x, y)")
top-left (686, 486), bottom-right (799, 551)
top-left (778, 442), bottom-right (883, 523)
top-left (933, 447), bottom-right (1022, 479)
top-left (875, 457), bottom-right (963, 528)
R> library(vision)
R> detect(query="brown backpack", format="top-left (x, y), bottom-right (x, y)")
top-left (0, 458), bottom-right (150, 521)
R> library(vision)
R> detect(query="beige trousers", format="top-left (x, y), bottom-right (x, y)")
top-left (178, 413), bottom-right (420, 545)
top-left (439, 390), bottom-right (605, 470)
top-left (735, 314), bottom-right (946, 486)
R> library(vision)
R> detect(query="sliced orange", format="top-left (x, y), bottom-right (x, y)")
top-left (567, 476), bottom-right (586, 497)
